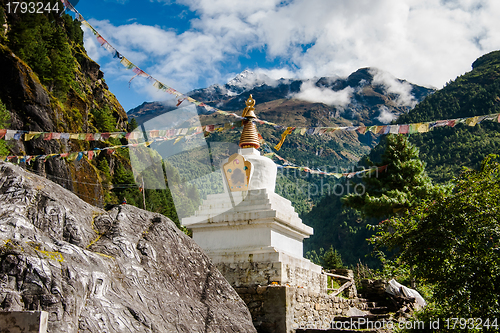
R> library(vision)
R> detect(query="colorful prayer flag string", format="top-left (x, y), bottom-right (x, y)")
top-left (0, 120), bottom-right (242, 142)
top-left (261, 142), bottom-right (388, 178)
top-left (272, 113), bottom-right (500, 149)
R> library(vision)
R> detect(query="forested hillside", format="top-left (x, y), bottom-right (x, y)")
top-left (397, 50), bottom-right (500, 183)
top-left (305, 50), bottom-right (500, 267)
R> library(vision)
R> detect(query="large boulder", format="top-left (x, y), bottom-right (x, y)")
top-left (0, 161), bottom-right (256, 332)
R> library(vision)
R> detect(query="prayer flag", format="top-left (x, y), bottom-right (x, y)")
top-left (408, 124), bottom-right (418, 134)
top-left (357, 126), bottom-right (367, 134)
top-left (13, 132), bottom-right (23, 140)
top-left (120, 57), bottom-right (135, 70)
top-left (274, 127), bottom-right (294, 151)
top-left (399, 125), bottom-right (409, 134)
top-left (417, 123), bottom-right (429, 133)
top-left (466, 116), bottom-right (479, 126)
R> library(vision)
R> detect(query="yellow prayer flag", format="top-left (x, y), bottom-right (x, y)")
top-left (25, 132), bottom-right (40, 141)
top-left (466, 116), bottom-right (479, 126)
top-left (274, 127), bottom-right (294, 151)
top-left (417, 123), bottom-right (429, 133)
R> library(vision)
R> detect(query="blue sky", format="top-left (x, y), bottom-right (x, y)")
top-left (70, 0), bottom-right (500, 112)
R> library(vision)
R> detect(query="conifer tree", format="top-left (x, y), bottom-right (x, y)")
top-left (342, 134), bottom-right (448, 218)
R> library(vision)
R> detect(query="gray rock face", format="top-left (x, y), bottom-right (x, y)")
top-left (0, 161), bottom-right (256, 333)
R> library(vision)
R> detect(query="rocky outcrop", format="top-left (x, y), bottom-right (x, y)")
top-left (0, 161), bottom-right (256, 332)
top-left (0, 9), bottom-right (129, 208)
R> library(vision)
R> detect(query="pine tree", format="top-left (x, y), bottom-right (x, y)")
top-left (322, 246), bottom-right (345, 270)
top-left (342, 134), bottom-right (448, 218)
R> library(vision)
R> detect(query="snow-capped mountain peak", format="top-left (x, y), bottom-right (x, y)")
top-left (225, 70), bottom-right (277, 94)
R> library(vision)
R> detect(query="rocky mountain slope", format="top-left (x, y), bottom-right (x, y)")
top-left (0, 161), bottom-right (256, 332)
top-left (128, 67), bottom-right (435, 167)
top-left (0, 2), bottom-right (128, 206)
top-left (394, 50), bottom-right (500, 182)
top-left (127, 69), bottom-right (435, 216)
top-left (129, 68), bottom-right (434, 128)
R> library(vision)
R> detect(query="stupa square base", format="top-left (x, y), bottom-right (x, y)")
top-left (209, 248), bottom-right (326, 294)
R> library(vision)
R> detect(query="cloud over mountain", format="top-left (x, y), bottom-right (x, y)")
top-left (83, 0), bottom-right (500, 106)
top-left (294, 81), bottom-right (354, 107)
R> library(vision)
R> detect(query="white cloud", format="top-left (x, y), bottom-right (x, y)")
top-left (293, 81), bottom-right (353, 107)
top-left (376, 105), bottom-right (397, 124)
top-left (370, 68), bottom-right (417, 107)
top-left (83, 0), bottom-right (500, 103)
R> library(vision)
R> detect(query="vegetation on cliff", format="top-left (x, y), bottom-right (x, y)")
top-left (0, 1), bottom-right (197, 227)
top-left (0, 99), bottom-right (9, 155)
top-left (397, 50), bottom-right (500, 183)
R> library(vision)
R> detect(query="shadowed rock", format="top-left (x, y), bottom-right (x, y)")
top-left (0, 161), bottom-right (256, 333)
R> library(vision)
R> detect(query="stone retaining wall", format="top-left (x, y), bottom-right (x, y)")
top-left (235, 285), bottom-right (365, 333)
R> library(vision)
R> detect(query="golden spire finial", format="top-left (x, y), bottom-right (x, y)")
top-left (239, 94), bottom-right (260, 149)
top-left (241, 94), bottom-right (257, 119)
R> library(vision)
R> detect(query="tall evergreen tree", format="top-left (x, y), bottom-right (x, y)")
top-left (342, 134), bottom-right (448, 218)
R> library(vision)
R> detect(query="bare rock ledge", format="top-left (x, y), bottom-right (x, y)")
top-left (0, 161), bottom-right (256, 333)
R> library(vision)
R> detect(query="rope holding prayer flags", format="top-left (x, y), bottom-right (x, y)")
top-left (271, 112), bottom-right (500, 148)
top-left (0, 120), bottom-right (243, 142)
top-left (261, 142), bottom-right (388, 179)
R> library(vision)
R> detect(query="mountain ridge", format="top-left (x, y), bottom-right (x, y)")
top-left (128, 67), bottom-right (435, 128)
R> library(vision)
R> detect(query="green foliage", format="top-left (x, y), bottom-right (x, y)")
top-left (306, 245), bottom-right (345, 270)
top-left (0, 6), bottom-right (5, 37)
top-left (97, 159), bottom-right (111, 181)
top-left (343, 134), bottom-right (449, 218)
top-left (5, 7), bottom-right (79, 96)
top-left (371, 155), bottom-right (500, 321)
top-left (408, 122), bottom-right (500, 183)
top-left (91, 106), bottom-right (117, 132)
top-left (0, 99), bottom-right (10, 155)
top-left (303, 190), bottom-right (380, 268)
top-left (323, 246), bottom-right (345, 270)
top-left (128, 118), bottom-right (139, 132)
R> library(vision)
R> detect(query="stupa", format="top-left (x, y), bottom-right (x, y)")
top-left (182, 95), bottom-right (324, 292)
